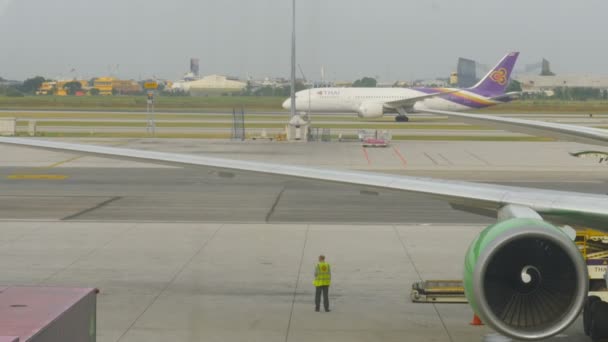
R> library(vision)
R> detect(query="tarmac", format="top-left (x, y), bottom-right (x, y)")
top-left (0, 138), bottom-right (606, 342)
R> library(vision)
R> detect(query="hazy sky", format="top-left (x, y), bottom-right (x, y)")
top-left (1, 0), bottom-right (607, 82)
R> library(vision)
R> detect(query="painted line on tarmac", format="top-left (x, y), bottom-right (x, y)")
top-left (6, 155), bottom-right (82, 180)
top-left (466, 150), bottom-right (491, 166)
top-left (392, 146), bottom-right (408, 169)
top-left (362, 147), bottom-right (372, 165)
top-left (424, 152), bottom-right (439, 165)
top-left (43, 155), bottom-right (84, 169)
top-left (61, 196), bottom-right (123, 221)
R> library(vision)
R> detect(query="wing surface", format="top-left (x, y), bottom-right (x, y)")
top-left (384, 90), bottom-right (459, 110)
top-left (421, 108), bottom-right (608, 146)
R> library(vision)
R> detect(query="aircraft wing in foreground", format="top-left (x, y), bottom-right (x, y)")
top-left (421, 108), bottom-right (608, 147)
top-left (0, 135), bottom-right (602, 340)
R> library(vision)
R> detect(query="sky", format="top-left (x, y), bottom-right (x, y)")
top-left (1, 0), bottom-right (608, 82)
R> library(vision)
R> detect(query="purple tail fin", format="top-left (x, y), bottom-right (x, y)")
top-left (469, 52), bottom-right (519, 97)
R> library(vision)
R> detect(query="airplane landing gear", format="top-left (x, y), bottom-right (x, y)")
top-left (584, 296), bottom-right (608, 341)
top-left (395, 115), bottom-right (409, 122)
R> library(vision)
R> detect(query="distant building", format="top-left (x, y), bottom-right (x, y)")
top-left (93, 77), bottom-right (114, 96)
top-left (333, 81), bottom-right (353, 87)
top-left (516, 75), bottom-right (608, 92)
top-left (55, 80), bottom-right (89, 96)
top-left (540, 58), bottom-right (555, 76)
top-left (457, 58), bottom-right (477, 88)
top-left (37, 81), bottom-right (57, 95)
top-left (413, 79), bottom-right (449, 88)
top-left (190, 58), bottom-right (200, 77)
top-left (37, 80), bottom-right (89, 96)
top-left (92, 77), bottom-right (141, 96)
top-left (112, 79), bottom-right (142, 95)
top-left (449, 72), bottom-right (458, 86)
top-left (172, 74), bottom-right (247, 95)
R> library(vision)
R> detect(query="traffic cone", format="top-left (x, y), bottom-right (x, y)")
top-left (470, 314), bottom-right (484, 326)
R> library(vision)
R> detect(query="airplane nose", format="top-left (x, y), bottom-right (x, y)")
top-left (282, 99), bottom-right (291, 110)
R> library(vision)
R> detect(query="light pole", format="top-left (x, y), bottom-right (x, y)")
top-left (290, 0), bottom-right (297, 119)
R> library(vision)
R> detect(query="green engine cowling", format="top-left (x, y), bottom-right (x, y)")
top-left (464, 218), bottom-right (588, 341)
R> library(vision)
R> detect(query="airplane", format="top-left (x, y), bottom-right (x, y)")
top-left (2, 110), bottom-right (608, 340)
top-left (282, 52), bottom-right (521, 122)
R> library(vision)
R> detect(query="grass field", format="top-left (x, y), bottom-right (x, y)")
top-left (0, 95), bottom-right (284, 111)
top-left (3, 95), bottom-right (608, 113)
top-left (0, 112), bottom-right (445, 123)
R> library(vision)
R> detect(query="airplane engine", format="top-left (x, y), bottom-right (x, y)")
top-left (357, 103), bottom-right (384, 118)
top-left (463, 218), bottom-right (588, 340)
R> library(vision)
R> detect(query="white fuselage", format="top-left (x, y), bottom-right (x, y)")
top-left (282, 87), bottom-right (497, 118)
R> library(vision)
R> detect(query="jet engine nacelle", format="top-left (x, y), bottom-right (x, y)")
top-left (464, 218), bottom-right (588, 340)
top-left (357, 103), bottom-right (385, 119)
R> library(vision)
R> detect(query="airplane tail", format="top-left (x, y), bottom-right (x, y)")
top-left (469, 52), bottom-right (519, 97)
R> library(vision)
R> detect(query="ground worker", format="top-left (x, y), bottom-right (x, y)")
top-left (314, 254), bottom-right (331, 312)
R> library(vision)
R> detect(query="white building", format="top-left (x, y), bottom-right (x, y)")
top-left (516, 75), bottom-right (608, 92)
top-left (172, 74), bottom-right (247, 95)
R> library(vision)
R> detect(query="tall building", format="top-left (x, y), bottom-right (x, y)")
top-left (540, 58), bottom-right (555, 76)
top-left (457, 58), bottom-right (477, 88)
top-left (190, 58), bottom-right (200, 77)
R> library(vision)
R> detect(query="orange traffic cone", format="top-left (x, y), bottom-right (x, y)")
top-left (470, 314), bottom-right (484, 326)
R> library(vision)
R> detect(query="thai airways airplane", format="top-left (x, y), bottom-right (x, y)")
top-left (282, 52), bottom-right (520, 122)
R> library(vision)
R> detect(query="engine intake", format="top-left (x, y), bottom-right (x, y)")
top-left (464, 218), bottom-right (588, 340)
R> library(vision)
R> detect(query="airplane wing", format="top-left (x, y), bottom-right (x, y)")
top-left (420, 108), bottom-right (608, 147)
top-left (383, 90), bottom-right (460, 110)
top-left (1, 136), bottom-right (607, 231)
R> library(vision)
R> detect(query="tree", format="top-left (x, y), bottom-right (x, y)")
top-left (6, 87), bottom-right (24, 97)
top-left (90, 88), bottom-right (100, 96)
top-left (20, 76), bottom-right (46, 94)
top-left (352, 77), bottom-right (377, 88)
top-left (63, 81), bottom-right (83, 95)
top-left (506, 80), bottom-right (522, 92)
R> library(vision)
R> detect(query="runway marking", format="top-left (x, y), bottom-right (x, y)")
top-left (43, 155), bottom-right (84, 169)
top-left (392, 146), bottom-right (408, 169)
top-left (61, 196), bottom-right (123, 221)
top-left (285, 225), bottom-right (309, 342)
top-left (266, 187), bottom-right (286, 222)
top-left (362, 147), bottom-right (372, 165)
top-left (466, 150), bottom-right (491, 166)
top-left (424, 152), bottom-right (439, 165)
top-left (7, 174), bottom-right (68, 180)
top-left (438, 153), bottom-right (454, 165)
top-left (6, 155), bottom-right (82, 180)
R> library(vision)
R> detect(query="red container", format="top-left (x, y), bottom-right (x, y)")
top-left (0, 287), bottom-right (98, 342)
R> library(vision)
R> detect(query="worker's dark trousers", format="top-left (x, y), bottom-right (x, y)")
top-left (315, 286), bottom-right (330, 310)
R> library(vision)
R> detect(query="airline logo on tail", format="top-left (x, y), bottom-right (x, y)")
top-left (489, 68), bottom-right (508, 85)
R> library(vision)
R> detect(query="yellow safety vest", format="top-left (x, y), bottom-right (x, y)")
top-left (314, 262), bottom-right (331, 286)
